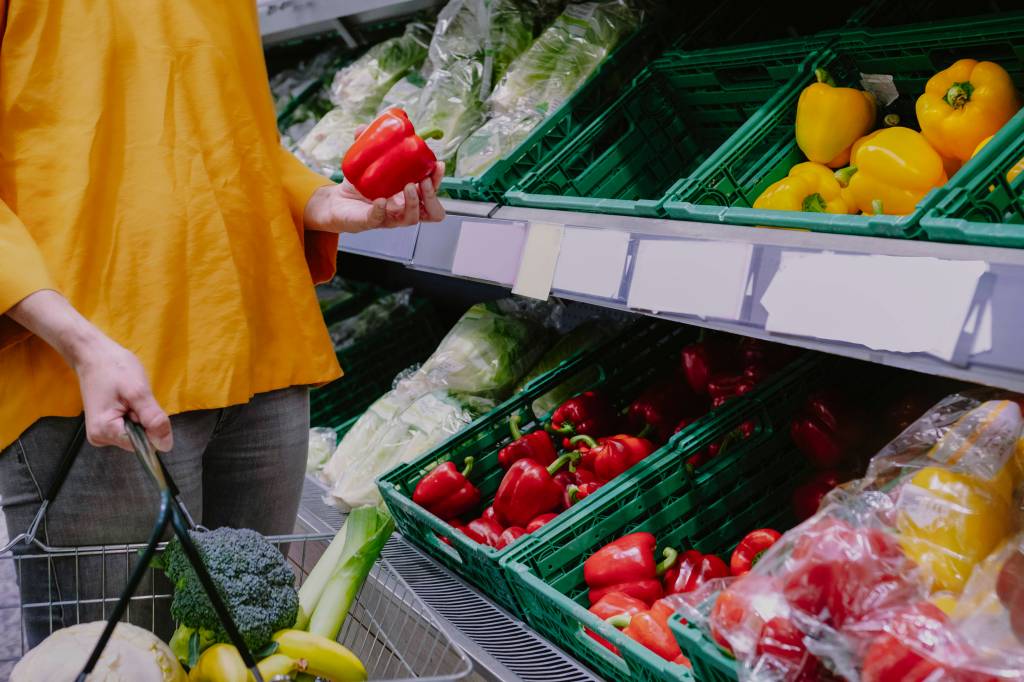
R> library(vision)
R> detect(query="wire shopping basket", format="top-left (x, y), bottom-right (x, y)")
top-left (0, 421), bottom-right (473, 681)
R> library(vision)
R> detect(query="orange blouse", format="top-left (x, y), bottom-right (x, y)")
top-left (0, 1), bottom-right (342, 450)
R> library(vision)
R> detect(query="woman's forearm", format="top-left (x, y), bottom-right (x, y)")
top-left (7, 289), bottom-right (106, 368)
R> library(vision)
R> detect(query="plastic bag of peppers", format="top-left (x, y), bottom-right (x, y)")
top-left (677, 393), bottom-right (1024, 681)
top-left (411, 334), bottom-right (799, 552)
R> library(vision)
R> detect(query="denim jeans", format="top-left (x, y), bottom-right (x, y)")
top-left (0, 386), bottom-right (309, 647)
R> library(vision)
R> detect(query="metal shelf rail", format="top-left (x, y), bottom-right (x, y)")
top-left (297, 478), bottom-right (598, 682)
top-left (336, 199), bottom-right (1024, 394)
top-left (259, 0), bottom-right (440, 45)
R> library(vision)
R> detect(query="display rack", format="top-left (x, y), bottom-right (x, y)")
top-left (336, 199), bottom-right (1024, 394)
top-left (296, 478), bottom-right (598, 682)
top-left (259, 0), bottom-right (441, 45)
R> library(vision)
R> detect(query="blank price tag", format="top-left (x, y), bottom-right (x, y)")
top-left (762, 253), bottom-right (987, 361)
top-left (552, 227), bottom-right (631, 299)
top-left (513, 222), bottom-right (565, 300)
top-left (451, 220), bottom-right (528, 286)
top-left (627, 239), bottom-right (754, 320)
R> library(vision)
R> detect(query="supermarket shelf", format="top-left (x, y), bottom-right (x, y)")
top-left (335, 199), bottom-right (1024, 393)
top-left (297, 477), bottom-right (598, 682)
top-left (259, 0), bottom-right (438, 44)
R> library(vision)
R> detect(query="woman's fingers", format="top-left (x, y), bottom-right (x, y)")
top-left (418, 172), bottom-right (446, 222)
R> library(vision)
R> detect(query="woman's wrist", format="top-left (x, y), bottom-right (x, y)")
top-left (8, 289), bottom-right (108, 368)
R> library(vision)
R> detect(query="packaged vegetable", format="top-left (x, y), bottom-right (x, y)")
top-left (328, 289), bottom-right (413, 352)
top-left (378, 71), bottom-right (427, 114)
top-left (917, 58), bottom-right (1021, 162)
top-left (425, 0), bottom-right (534, 84)
top-left (411, 58), bottom-right (487, 162)
top-left (307, 427), bottom-right (338, 473)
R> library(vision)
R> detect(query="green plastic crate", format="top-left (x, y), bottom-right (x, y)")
top-left (319, 280), bottom-right (382, 327)
top-left (310, 297), bottom-right (445, 436)
top-left (503, 36), bottom-right (827, 217)
top-left (377, 320), bottom-right (710, 615)
top-left (499, 357), bottom-right (832, 682)
top-left (661, 13), bottom-right (1024, 239)
top-left (920, 107), bottom-right (1024, 246)
top-left (670, 615), bottom-right (738, 682)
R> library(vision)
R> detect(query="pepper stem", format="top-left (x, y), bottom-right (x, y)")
top-left (569, 434), bottom-right (599, 450)
top-left (606, 613), bottom-right (632, 629)
top-left (460, 456), bottom-right (475, 479)
top-left (636, 423), bottom-right (654, 440)
top-left (871, 199), bottom-right (884, 215)
top-left (833, 165), bottom-right (857, 188)
top-left (548, 422), bottom-right (575, 436)
top-left (509, 414), bottom-right (524, 441)
top-left (943, 81), bottom-right (974, 109)
top-left (566, 485), bottom-right (580, 505)
top-left (416, 127), bottom-right (445, 140)
top-left (547, 451), bottom-right (578, 475)
top-left (883, 113), bottom-right (900, 127)
top-left (814, 68), bottom-right (836, 87)
top-left (656, 547), bottom-right (679, 576)
top-left (801, 193), bottom-right (827, 213)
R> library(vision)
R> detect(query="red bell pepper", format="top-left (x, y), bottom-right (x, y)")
top-left (586, 591), bottom-right (649, 655)
top-left (621, 598), bottom-right (685, 663)
top-left (565, 482), bottom-right (603, 507)
top-left (584, 532), bottom-right (677, 606)
top-left (573, 466), bottom-right (604, 485)
top-left (663, 550), bottom-right (729, 595)
top-left (681, 335), bottom-right (739, 395)
top-left (730, 529), bottom-right (782, 576)
top-left (739, 338), bottom-right (799, 375)
top-left (498, 414), bottom-right (558, 469)
top-left (482, 505), bottom-right (500, 524)
top-left (493, 453), bottom-right (575, 528)
top-left (789, 389), bottom-right (865, 470)
top-left (626, 380), bottom-right (704, 443)
top-left (549, 392), bottom-right (618, 437)
top-left (439, 520), bottom-right (470, 546)
top-left (861, 602), bottom-right (961, 682)
top-left (412, 457), bottom-right (480, 521)
top-left (571, 434), bottom-right (655, 481)
top-left (526, 513), bottom-right (558, 533)
top-left (791, 470), bottom-right (847, 521)
top-left (341, 108), bottom-right (442, 200)
top-left (707, 373), bottom-right (757, 409)
top-left (755, 616), bottom-right (821, 682)
top-left (496, 526), bottom-right (527, 549)
top-left (465, 517), bottom-right (504, 548)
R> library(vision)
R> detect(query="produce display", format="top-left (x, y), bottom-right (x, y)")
top-left (405, 332), bottom-right (801, 552)
top-left (757, 58), bottom-right (1022, 218)
top-left (679, 394), bottom-right (1024, 681)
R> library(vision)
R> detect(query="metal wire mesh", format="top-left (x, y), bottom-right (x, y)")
top-left (2, 533), bottom-right (471, 681)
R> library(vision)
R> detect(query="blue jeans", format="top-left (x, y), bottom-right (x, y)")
top-left (0, 386), bottom-right (309, 648)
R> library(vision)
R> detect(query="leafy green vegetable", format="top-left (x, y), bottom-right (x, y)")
top-left (163, 528), bottom-right (298, 664)
top-left (306, 506), bottom-right (394, 640)
top-left (328, 289), bottom-right (413, 352)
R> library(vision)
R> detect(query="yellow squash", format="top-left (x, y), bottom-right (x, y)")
top-left (973, 135), bottom-right (1024, 184)
top-left (897, 465), bottom-right (1014, 593)
top-left (917, 59), bottom-right (1021, 162)
top-left (834, 127), bottom-right (947, 215)
top-left (753, 162), bottom-right (856, 214)
top-left (795, 68), bottom-right (877, 168)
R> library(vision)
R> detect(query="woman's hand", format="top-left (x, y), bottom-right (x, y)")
top-left (303, 161), bottom-right (446, 234)
top-left (8, 290), bottom-right (172, 452)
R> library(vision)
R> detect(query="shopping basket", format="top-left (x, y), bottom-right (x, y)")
top-left (0, 420), bottom-right (472, 681)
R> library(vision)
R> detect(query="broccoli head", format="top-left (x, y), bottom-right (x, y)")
top-left (163, 527), bottom-right (298, 661)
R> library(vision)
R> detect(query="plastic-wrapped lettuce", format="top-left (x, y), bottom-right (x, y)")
top-left (457, 1), bottom-right (640, 175)
top-left (327, 390), bottom-right (494, 508)
top-left (378, 72), bottom-right (426, 114)
top-left (426, 0), bottom-right (534, 83)
top-left (418, 301), bottom-right (548, 398)
top-left (328, 289), bottom-right (413, 352)
top-left (411, 59), bottom-right (487, 162)
top-left (298, 23), bottom-right (431, 171)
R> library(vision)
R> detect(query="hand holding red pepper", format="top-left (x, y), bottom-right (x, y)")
top-left (584, 532), bottom-right (677, 606)
top-left (498, 414), bottom-right (557, 470)
top-left (308, 109), bottom-right (446, 234)
top-left (412, 457), bottom-right (480, 520)
top-left (342, 108), bottom-right (443, 200)
top-left (549, 392), bottom-right (618, 438)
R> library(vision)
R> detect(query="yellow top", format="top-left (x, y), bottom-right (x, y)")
top-left (0, 1), bottom-right (342, 450)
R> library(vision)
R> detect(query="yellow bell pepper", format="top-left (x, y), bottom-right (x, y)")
top-left (973, 134), bottom-right (1024, 184)
top-left (833, 127), bottom-right (947, 215)
top-left (795, 68), bottom-right (876, 168)
top-left (753, 161), bottom-right (857, 214)
top-left (896, 465), bottom-right (1014, 593)
top-left (916, 59), bottom-right (1021, 162)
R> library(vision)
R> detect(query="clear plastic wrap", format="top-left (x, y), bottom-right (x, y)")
top-left (678, 395), bottom-right (1024, 681)
top-left (306, 427), bottom-right (338, 473)
top-left (378, 72), bottom-right (426, 114)
top-left (410, 58), bottom-right (487, 162)
top-left (320, 301), bottom-right (551, 508)
top-left (457, 0), bottom-right (639, 175)
top-left (425, 0), bottom-right (534, 85)
top-left (327, 288), bottom-right (413, 352)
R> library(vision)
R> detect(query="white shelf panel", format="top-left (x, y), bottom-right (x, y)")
top-left (337, 199), bottom-right (1024, 392)
top-left (259, 0), bottom-right (434, 44)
